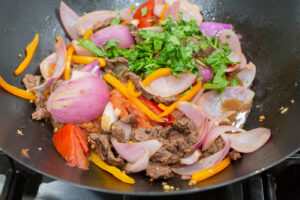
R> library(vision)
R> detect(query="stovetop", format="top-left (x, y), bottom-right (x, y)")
top-left (0, 150), bottom-right (299, 200)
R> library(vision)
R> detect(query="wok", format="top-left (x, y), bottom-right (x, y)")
top-left (0, 0), bottom-right (299, 196)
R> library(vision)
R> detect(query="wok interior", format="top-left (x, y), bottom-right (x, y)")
top-left (0, 0), bottom-right (299, 195)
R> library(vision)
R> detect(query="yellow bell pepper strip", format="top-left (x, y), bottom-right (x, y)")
top-left (121, 20), bottom-right (131, 24)
top-left (91, 152), bottom-right (135, 184)
top-left (159, 3), bottom-right (169, 26)
top-left (159, 81), bottom-right (202, 117)
top-left (71, 55), bottom-right (106, 67)
top-left (83, 29), bottom-right (93, 40)
top-left (0, 76), bottom-right (36, 101)
top-left (127, 79), bottom-right (141, 97)
top-left (104, 73), bottom-right (164, 123)
top-left (130, 6), bottom-right (136, 14)
top-left (44, 86), bottom-right (50, 99)
top-left (142, 68), bottom-right (172, 87)
top-left (64, 46), bottom-right (74, 80)
top-left (190, 156), bottom-right (231, 184)
top-left (14, 33), bottom-right (39, 75)
top-left (157, 103), bottom-right (168, 111)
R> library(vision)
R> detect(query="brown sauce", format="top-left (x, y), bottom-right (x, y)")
top-left (221, 98), bottom-right (252, 128)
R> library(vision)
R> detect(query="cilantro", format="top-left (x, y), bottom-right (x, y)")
top-left (199, 40), bottom-right (210, 51)
top-left (230, 77), bottom-right (240, 86)
top-left (110, 9), bottom-right (121, 25)
top-left (77, 39), bottom-right (105, 57)
top-left (104, 39), bottom-right (123, 50)
top-left (141, 7), bottom-right (148, 16)
top-left (226, 34), bottom-right (231, 39)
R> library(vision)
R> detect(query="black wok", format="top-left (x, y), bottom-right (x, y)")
top-left (0, 0), bottom-right (299, 196)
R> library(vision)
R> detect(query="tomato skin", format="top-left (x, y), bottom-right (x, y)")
top-left (133, 0), bottom-right (155, 28)
top-left (53, 123), bottom-right (89, 169)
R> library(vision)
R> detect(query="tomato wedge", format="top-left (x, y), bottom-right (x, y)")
top-left (133, 0), bottom-right (155, 28)
top-left (53, 123), bottom-right (89, 169)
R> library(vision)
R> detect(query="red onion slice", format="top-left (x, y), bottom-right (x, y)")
top-left (91, 25), bottom-right (135, 49)
top-left (202, 125), bottom-right (245, 151)
top-left (219, 30), bottom-right (242, 65)
top-left (236, 62), bottom-right (256, 88)
top-left (80, 59), bottom-right (100, 77)
top-left (195, 59), bottom-right (214, 82)
top-left (112, 139), bottom-right (162, 163)
top-left (177, 101), bottom-right (204, 128)
top-left (199, 22), bottom-right (233, 37)
top-left (208, 111), bottom-right (236, 131)
top-left (77, 9), bottom-right (133, 35)
top-left (72, 40), bottom-right (94, 56)
top-left (191, 88), bottom-right (204, 105)
top-left (180, 150), bottom-right (201, 165)
top-left (59, 1), bottom-right (80, 40)
top-left (125, 150), bottom-right (149, 173)
top-left (37, 36), bottom-right (67, 89)
top-left (197, 86), bottom-right (255, 119)
top-left (223, 128), bottom-right (271, 153)
top-left (40, 53), bottom-right (56, 80)
top-left (47, 74), bottom-right (110, 123)
top-left (194, 118), bottom-right (209, 149)
top-left (144, 72), bottom-right (196, 98)
top-left (173, 136), bottom-right (231, 176)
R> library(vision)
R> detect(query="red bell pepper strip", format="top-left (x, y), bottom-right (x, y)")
top-left (133, 0), bottom-right (155, 28)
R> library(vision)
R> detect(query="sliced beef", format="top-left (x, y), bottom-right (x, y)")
top-left (167, 131), bottom-right (194, 156)
top-left (77, 120), bottom-right (101, 134)
top-left (31, 90), bottom-right (51, 120)
top-left (146, 163), bottom-right (173, 180)
top-left (22, 74), bottom-right (40, 90)
top-left (131, 128), bottom-right (151, 142)
top-left (111, 122), bottom-right (126, 143)
top-left (229, 150), bottom-right (242, 160)
top-left (123, 71), bottom-right (177, 105)
top-left (170, 109), bottom-right (185, 119)
top-left (119, 111), bottom-right (137, 125)
top-left (172, 116), bottom-right (196, 134)
top-left (95, 134), bottom-right (125, 168)
top-left (151, 149), bottom-right (180, 165)
top-left (203, 137), bottom-right (225, 158)
top-left (92, 18), bottom-right (113, 31)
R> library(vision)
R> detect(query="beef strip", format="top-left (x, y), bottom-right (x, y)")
top-left (203, 137), bottom-right (225, 158)
top-left (92, 18), bottom-right (113, 31)
top-left (110, 122), bottom-right (126, 143)
top-left (172, 116), bottom-right (196, 134)
top-left (95, 134), bottom-right (125, 168)
top-left (229, 150), bottom-right (242, 160)
top-left (131, 128), bottom-right (151, 142)
top-left (146, 163), bottom-right (173, 180)
top-left (123, 71), bottom-right (178, 105)
top-left (22, 74), bottom-right (50, 120)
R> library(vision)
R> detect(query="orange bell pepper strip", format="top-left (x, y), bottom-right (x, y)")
top-left (142, 68), bottom-right (172, 87)
top-left (91, 152), bottom-right (135, 184)
top-left (14, 33), bottom-right (39, 75)
top-left (64, 46), bottom-right (74, 80)
top-left (159, 81), bottom-right (202, 117)
top-left (157, 103), bottom-right (168, 111)
top-left (159, 3), bottom-right (169, 26)
top-left (127, 79), bottom-right (141, 97)
top-left (104, 73), bottom-right (164, 123)
top-left (71, 55), bottom-right (106, 67)
top-left (121, 20), bottom-right (131, 24)
top-left (83, 29), bottom-right (93, 40)
top-left (191, 156), bottom-right (231, 184)
top-left (0, 76), bottom-right (36, 101)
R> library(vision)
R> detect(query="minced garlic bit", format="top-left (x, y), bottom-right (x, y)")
top-left (29, 100), bottom-right (33, 103)
top-left (17, 129), bottom-right (24, 136)
top-left (114, 108), bottom-right (121, 117)
top-left (18, 54), bottom-right (23, 58)
top-left (149, 178), bottom-right (154, 182)
top-left (38, 147), bottom-right (42, 151)
top-left (91, 143), bottom-right (96, 149)
top-left (199, 159), bottom-right (204, 164)
top-left (163, 184), bottom-right (175, 191)
top-left (280, 107), bottom-right (288, 114)
top-left (176, 187), bottom-right (180, 191)
top-left (54, 128), bottom-right (58, 132)
top-left (291, 99), bottom-right (295, 104)
top-left (214, 121), bottom-right (219, 126)
top-left (21, 148), bottom-right (30, 158)
top-left (256, 105), bottom-right (262, 109)
top-left (259, 115), bottom-right (266, 122)
top-left (188, 180), bottom-right (196, 186)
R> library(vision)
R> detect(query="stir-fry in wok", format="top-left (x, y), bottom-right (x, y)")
top-left (0, 0), bottom-right (271, 185)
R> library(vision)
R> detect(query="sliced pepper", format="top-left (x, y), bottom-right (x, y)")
top-left (91, 152), bottom-right (135, 184)
top-left (142, 68), bottom-right (172, 87)
top-left (14, 33), bottom-right (39, 75)
top-left (0, 76), bottom-right (36, 101)
top-left (127, 79), bottom-right (141, 97)
top-left (104, 73), bottom-right (164, 123)
top-left (64, 46), bottom-right (74, 80)
top-left (159, 81), bottom-right (203, 117)
top-left (191, 156), bottom-right (231, 183)
top-left (159, 3), bottom-right (169, 26)
top-left (71, 55), bottom-right (106, 67)
top-left (157, 103), bottom-right (168, 111)
top-left (83, 29), bottom-right (93, 40)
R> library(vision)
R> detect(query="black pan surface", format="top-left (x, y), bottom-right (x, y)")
top-left (0, 0), bottom-right (299, 196)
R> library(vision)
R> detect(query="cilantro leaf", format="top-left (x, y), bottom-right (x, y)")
top-left (230, 77), bottom-right (240, 86)
top-left (110, 9), bottom-right (121, 25)
top-left (77, 39), bottom-right (105, 57)
top-left (104, 39), bottom-right (123, 50)
top-left (141, 7), bottom-right (148, 16)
